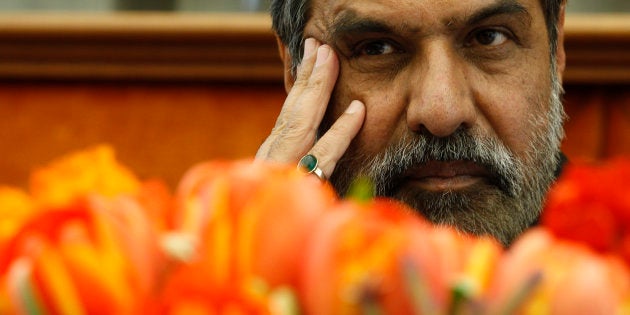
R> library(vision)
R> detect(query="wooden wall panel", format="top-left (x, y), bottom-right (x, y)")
top-left (561, 86), bottom-right (607, 161)
top-left (1, 13), bottom-right (629, 189)
top-left (0, 83), bottom-right (286, 188)
top-left (605, 89), bottom-right (630, 157)
top-left (3, 82), bottom-right (628, 187)
top-left (564, 14), bottom-right (630, 84)
top-left (561, 85), bottom-right (630, 161)
top-left (1, 82), bottom-right (628, 188)
top-left (0, 13), bottom-right (629, 84)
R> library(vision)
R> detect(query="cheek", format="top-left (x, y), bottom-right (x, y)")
top-left (474, 65), bottom-right (552, 157)
top-left (332, 71), bottom-right (409, 155)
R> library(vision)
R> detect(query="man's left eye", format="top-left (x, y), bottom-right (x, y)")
top-left (472, 29), bottom-right (508, 46)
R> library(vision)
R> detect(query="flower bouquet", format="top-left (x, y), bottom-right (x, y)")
top-left (1, 145), bottom-right (629, 314)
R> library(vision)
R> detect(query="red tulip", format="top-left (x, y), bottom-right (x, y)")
top-left (0, 187), bottom-right (34, 315)
top-left (155, 258), bottom-right (275, 315)
top-left (29, 145), bottom-right (140, 208)
top-left (174, 161), bottom-right (336, 285)
top-left (1, 197), bottom-right (163, 315)
top-left (485, 228), bottom-right (630, 314)
top-left (0, 188), bottom-right (35, 263)
top-left (542, 158), bottom-right (630, 265)
top-left (0, 145), bottom-right (169, 314)
top-left (300, 199), bottom-right (410, 314)
top-left (4, 146), bottom-right (630, 315)
top-left (159, 160), bottom-right (338, 314)
top-left (300, 197), bottom-right (503, 314)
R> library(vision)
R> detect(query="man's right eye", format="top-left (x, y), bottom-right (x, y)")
top-left (355, 40), bottom-right (397, 56)
top-left (344, 38), bottom-right (408, 74)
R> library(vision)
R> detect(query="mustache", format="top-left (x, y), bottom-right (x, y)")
top-left (362, 129), bottom-right (523, 196)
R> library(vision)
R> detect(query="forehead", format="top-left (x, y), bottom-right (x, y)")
top-left (307, 0), bottom-right (543, 36)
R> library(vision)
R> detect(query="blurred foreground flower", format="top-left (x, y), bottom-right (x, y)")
top-left (0, 146), bottom-right (165, 314)
top-left (300, 198), bottom-right (503, 314)
top-left (155, 161), bottom-right (337, 314)
top-left (487, 228), bottom-right (630, 314)
top-left (543, 158), bottom-right (630, 265)
top-left (29, 145), bottom-right (140, 208)
top-left (1, 147), bottom-right (630, 314)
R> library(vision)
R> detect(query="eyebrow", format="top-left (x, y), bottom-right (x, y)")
top-left (465, 0), bottom-right (530, 27)
top-left (328, 11), bottom-right (398, 42)
top-left (327, 0), bottom-right (531, 41)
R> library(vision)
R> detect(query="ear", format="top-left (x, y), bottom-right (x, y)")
top-left (555, 2), bottom-right (567, 82)
top-left (276, 35), bottom-right (296, 93)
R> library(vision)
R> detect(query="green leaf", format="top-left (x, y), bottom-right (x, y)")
top-left (448, 279), bottom-right (477, 315)
top-left (347, 176), bottom-right (375, 203)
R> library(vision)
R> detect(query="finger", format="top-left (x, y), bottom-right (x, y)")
top-left (294, 45), bottom-right (340, 129)
top-left (257, 38), bottom-right (319, 161)
top-left (309, 100), bottom-right (366, 178)
top-left (281, 44), bottom-right (339, 126)
top-left (281, 38), bottom-right (319, 108)
top-left (274, 45), bottom-right (339, 151)
top-left (259, 44), bottom-right (341, 163)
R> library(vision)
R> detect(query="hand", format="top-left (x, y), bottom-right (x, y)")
top-left (256, 38), bottom-right (366, 179)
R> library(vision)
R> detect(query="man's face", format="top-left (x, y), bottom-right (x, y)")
top-left (302, 0), bottom-right (565, 245)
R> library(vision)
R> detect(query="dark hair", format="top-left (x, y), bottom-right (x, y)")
top-left (270, 0), bottom-right (565, 72)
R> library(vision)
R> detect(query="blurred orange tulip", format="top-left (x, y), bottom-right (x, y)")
top-left (0, 188), bottom-right (34, 261)
top-left (29, 145), bottom-right (140, 208)
top-left (1, 202), bottom-right (149, 314)
top-left (157, 160), bottom-right (336, 314)
top-left (300, 198), bottom-right (503, 314)
top-left (486, 228), bottom-right (630, 314)
top-left (0, 145), bottom-right (165, 315)
top-left (3, 146), bottom-right (630, 315)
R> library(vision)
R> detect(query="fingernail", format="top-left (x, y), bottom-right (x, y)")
top-left (315, 45), bottom-right (330, 67)
top-left (345, 100), bottom-right (364, 114)
top-left (303, 38), bottom-right (317, 59)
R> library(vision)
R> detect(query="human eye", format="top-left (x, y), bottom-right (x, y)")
top-left (342, 37), bottom-right (408, 75)
top-left (467, 28), bottom-right (511, 47)
top-left (463, 27), bottom-right (521, 64)
top-left (353, 39), bottom-right (399, 57)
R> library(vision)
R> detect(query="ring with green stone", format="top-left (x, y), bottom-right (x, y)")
top-left (297, 154), bottom-right (326, 181)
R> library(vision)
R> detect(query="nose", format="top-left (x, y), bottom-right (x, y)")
top-left (406, 41), bottom-right (476, 138)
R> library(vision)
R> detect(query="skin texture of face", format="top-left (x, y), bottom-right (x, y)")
top-left (279, 0), bottom-right (566, 245)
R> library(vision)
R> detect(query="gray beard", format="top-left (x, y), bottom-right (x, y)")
top-left (327, 72), bottom-right (565, 246)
